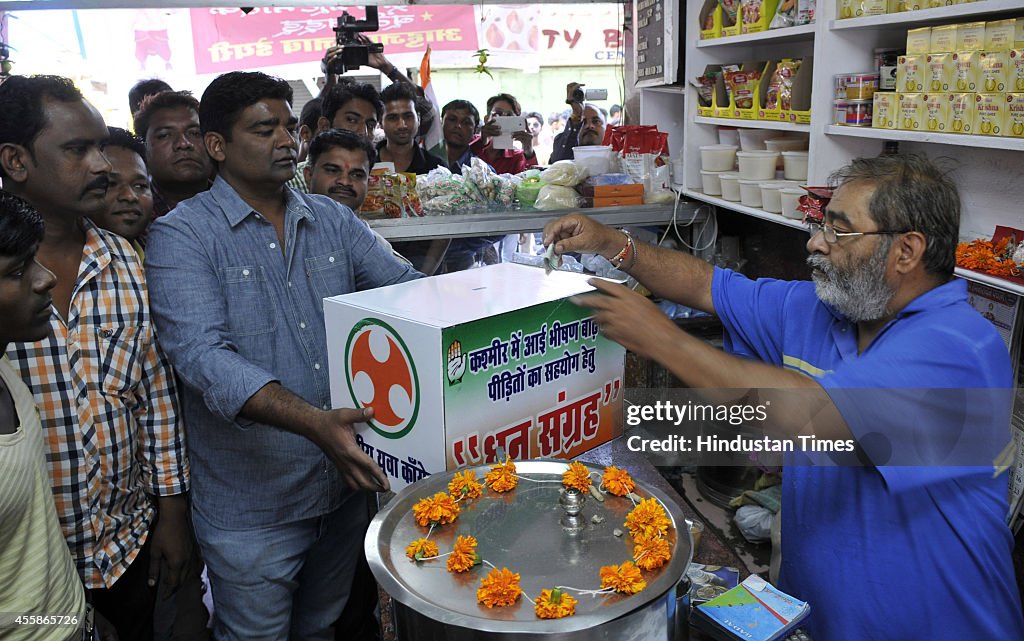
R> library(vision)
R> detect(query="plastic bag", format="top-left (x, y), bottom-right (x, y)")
top-left (540, 160), bottom-right (588, 187)
top-left (765, 59), bottom-right (801, 111)
top-left (734, 505), bottom-right (773, 543)
top-left (534, 184), bottom-right (581, 210)
top-left (770, 0), bottom-right (797, 28)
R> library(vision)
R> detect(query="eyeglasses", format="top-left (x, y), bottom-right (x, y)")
top-left (807, 221), bottom-right (910, 244)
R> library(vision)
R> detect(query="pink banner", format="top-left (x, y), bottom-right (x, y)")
top-left (189, 6), bottom-right (479, 75)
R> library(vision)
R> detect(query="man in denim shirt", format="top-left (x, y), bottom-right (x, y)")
top-left (145, 72), bottom-right (421, 641)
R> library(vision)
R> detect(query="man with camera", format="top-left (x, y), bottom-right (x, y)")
top-left (470, 93), bottom-right (537, 175)
top-left (548, 82), bottom-right (609, 164)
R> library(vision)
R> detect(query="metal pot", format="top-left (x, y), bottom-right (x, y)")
top-left (366, 460), bottom-right (692, 641)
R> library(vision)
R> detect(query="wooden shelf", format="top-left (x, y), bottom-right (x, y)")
top-left (830, 0), bottom-right (1024, 30)
top-left (681, 189), bottom-right (810, 230)
top-left (694, 117), bottom-right (811, 132)
top-left (825, 125), bottom-right (1024, 151)
top-left (696, 23), bottom-right (816, 48)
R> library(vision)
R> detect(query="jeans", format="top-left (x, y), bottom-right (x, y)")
top-left (192, 496), bottom-right (367, 641)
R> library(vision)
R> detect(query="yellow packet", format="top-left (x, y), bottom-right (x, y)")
top-left (898, 93), bottom-right (924, 131)
top-left (1010, 50), bottom-right (1024, 93)
top-left (1007, 94), bottom-right (1024, 138)
top-left (953, 51), bottom-right (981, 92)
top-left (897, 55), bottom-right (925, 92)
top-left (887, 0), bottom-right (908, 11)
top-left (948, 93), bottom-right (975, 134)
top-left (926, 53), bottom-right (955, 92)
top-left (906, 27), bottom-right (931, 55)
top-left (872, 92), bottom-right (897, 129)
top-left (957, 22), bottom-right (986, 52)
top-left (931, 25), bottom-right (958, 53)
top-left (923, 94), bottom-right (949, 132)
top-left (980, 52), bottom-right (1010, 93)
top-left (1016, 18), bottom-right (1024, 48)
top-left (974, 93), bottom-right (1004, 136)
top-left (986, 19), bottom-right (1016, 52)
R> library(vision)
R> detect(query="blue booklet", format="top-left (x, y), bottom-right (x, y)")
top-left (691, 575), bottom-right (810, 641)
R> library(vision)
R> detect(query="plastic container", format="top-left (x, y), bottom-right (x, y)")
top-left (699, 144), bottom-right (738, 171)
top-left (833, 74), bottom-right (852, 100)
top-left (572, 145), bottom-right (615, 176)
top-left (758, 181), bottom-right (800, 213)
top-left (717, 126), bottom-right (740, 148)
top-left (780, 187), bottom-right (806, 220)
top-left (719, 172), bottom-right (742, 202)
top-left (737, 128), bottom-right (776, 151)
top-left (764, 138), bottom-right (808, 153)
top-left (834, 100), bottom-right (851, 125)
top-left (781, 150), bottom-right (809, 181)
top-left (738, 179), bottom-right (764, 207)
top-left (700, 169), bottom-right (726, 196)
top-left (845, 99), bottom-right (873, 126)
top-left (845, 73), bottom-right (880, 100)
top-left (736, 150), bottom-right (779, 181)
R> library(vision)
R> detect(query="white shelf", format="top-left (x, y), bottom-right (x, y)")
top-left (696, 23), bottom-right (816, 48)
top-left (825, 125), bottom-right (1024, 151)
top-left (641, 85), bottom-right (687, 94)
top-left (830, 0), bottom-right (1024, 30)
top-left (694, 117), bottom-right (811, 132)
top-left (681, 189), bottom-right (810, 231)
top-left (954, 268), bottom-right (1024, 297)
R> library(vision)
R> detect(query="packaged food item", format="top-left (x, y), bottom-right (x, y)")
top-left (953, 51), bottom-right (981, 92)
top-left (957, 22), bottom-right (986, 52)
top-left (766, 59), bottom-right (802, 110)
top-left (926, 53), bottom-right (955, 92)
top-left (887, 0), bottom-right (909, 12)
top-left (771, 0), bottom-right (798, 29)
top-left (898, 92), bottom-right (924, 131)
top-left (359, 168), bottom-right (404, 219)
top-left (845, 72), bottom-right (879, 99)
top-left (906, 27), bottom-right (931, 55)
top-left (1010, 50), bottom-right (1024, 92)
top-left (837, 0), bottom-right (854, 19)
top-left (724, 68), bottom-right (763, 110)
top-left (834, 74), bottom-right (851, 100)
top-left (1007, 94), bottom-right (1024, 138)
top-left (740, 0), bottom-right (773, 32)
top-left (930, 25), bottom-right (958, 53)
top-left (897, 55), bottom-right (924, 92)
top-left (846, 99), bottom-right (873, 126)
top-left (980, 52), bottom-right (1010, 93)
top-left (875, 49), bottom-right (901, 91)
top-left (923, 94), bottom-right (949, 132)
top-left (974, 93), bottom-right (1004, 136)
top-left (1017, 18), bottom-right (1024, 48)
top-left (834, 100), bottom-right (850, 125)
top-left (872, 92), bottom-right (897, 129)
top-left (948, 93), bottom-right (975, 134)
top-left (986, 19), bottom-right (1016, 52)
top-left (928, 0), bottom-right (953, 7)
top-left (693, 71), bottom-right (722, 107)
top-left (797, 0), bottom-right (816, 25)
top-left (719, 0), bottom-right (742, 25)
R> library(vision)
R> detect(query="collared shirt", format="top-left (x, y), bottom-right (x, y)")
top-left (287, 159), bottom-right (310, 193)
top-left (549, 118), bottom-right (583, 164)
top-left (145, 177), bottom-right (421, 529)
top-left (469, 136), bottom-right (538, 175)
top-left (712, 268), bottom-right (1024, 641)
top-left (375, 141), bottom-right (446, 176)
top-left (6, 220), bottom-right (188, 589)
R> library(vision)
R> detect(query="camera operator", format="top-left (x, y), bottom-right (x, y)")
top-left (548, 82), bottom-right (608, 164)
top-left (471, 93), bottom-right (537, 174)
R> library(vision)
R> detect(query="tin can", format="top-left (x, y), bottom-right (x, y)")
top-left (846, 99), bottom-right (874, 126)
top-left (846, 72), bottom-right (880, 100)
top-left (834, 100), bottom-right (851, 125)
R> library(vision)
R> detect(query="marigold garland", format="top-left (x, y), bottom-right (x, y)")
top-left (448, 470), bottom-right (483, 499)
top-left (633, 535), bottom-right (671, 570)
top-left (599, 561), bottom-right (647, 594)
top-left (484, 457), bottom-right (519, 493)
top-left (477, 567), bottom-right (522, 608)
top-left (562, 461), bottom-right (592, 493)
top-left (956, 238), bottom-right (1017, 278)
top-left (405, 538), bottom-right (439, 561)
top-left (447, 535), bottom-right (480, 573)
top-left (534, 588), bottom-right (578, 619)
top-left (625, 498), bottom-right (671, 541)
top-left (412, 491), bottom-right (461, 527)
top-left (601, 466), bottom-right (636, 497)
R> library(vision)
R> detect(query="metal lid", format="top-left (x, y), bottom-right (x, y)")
top-left (365, 459), bottom-right (690, 634)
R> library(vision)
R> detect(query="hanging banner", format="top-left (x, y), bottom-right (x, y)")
top-left (189, 6), bottom-right (479, 75)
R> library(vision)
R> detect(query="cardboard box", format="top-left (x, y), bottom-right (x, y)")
top-left (980, 51), bottom-right (1011, 93)
top-left (953, 51), bottom-right (981, 92)
top-left (926, 53), bottom-right (955, 92)
top-left (740, 0), bottom-right (780, 33)
top-left (580, 183), bottom-right (645, 198)
top-left (923, 94), bottom-right (950, 132)
top-left (906, 27), bottom-right (932, 55)
top-left (897, 55), bottom-right (925, 92)
top-left (957, 22), bottom-right (986, 52)
top-left (699, 0), bottom-right (723, 40)
top-left (986, 19), bottom-right (1017, 52)
top-left (325, 264), bottom-right (626, 491)
top-left (898, 92), bottom-right (925, 130)
top-left (930, 25), bottom-right (958, 54)
top-left (873, 92), bottom-right (897, 129)
top-left (974, 93), bottom-right (1005, 135)
top-left (1010, 50), bottom-right (1024, 92)
top-left (583, 195), bottom-right (646, 208)
top-left (759, 57), bottom-right (813, 124)
top-left (948, 93), bottom-right (976, 134)
top-left (1007, 94), bottom-right (1024, 137)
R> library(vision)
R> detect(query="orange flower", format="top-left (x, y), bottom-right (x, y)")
top-left (956, 238), bottom-right (1017, 277)
top-left (534, 588), bottom-right (578, 619)
top-left (447, 535), bottom-right (480, 573)
top-left (633, 535), bottom-right (671, 570)
top-left (484, 457), bottom-right (519, 493)
top-left (601, 466), bottom-right (636, 497)
top-left (562, 461), bottom-right (592, 492)
top-left (476, 567), bottom-right (522, 608)
top-left (405, 538), bottom-right (439, 561)
top-left (448, 470), bottom-right (483, 499)
top-left (599, 561), bottom-right (647, 594)
top-left (625, 498), bottom-right (671, 541)
top-left (412, 492), bottom-right (461, 527)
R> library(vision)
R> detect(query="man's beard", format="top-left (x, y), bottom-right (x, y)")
top-left (807, 238), bottom-right (895, 323)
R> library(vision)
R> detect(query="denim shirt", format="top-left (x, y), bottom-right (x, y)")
top-left (145, 177), bottom-right (421, 528)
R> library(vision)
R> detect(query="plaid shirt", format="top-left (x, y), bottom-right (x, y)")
top-left (6, 219), bottom-right (189, 588)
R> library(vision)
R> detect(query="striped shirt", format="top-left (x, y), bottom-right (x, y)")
top-left (6, 219), bottom-right (189, 589)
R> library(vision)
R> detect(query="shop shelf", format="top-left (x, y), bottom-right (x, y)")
top-left (954, 268), bottom-right (1024, 297)
top-left (694, 116), bottom-right (811, 132)
top-left (825, 125), bottom-right (1024, 152)
top-left (681, 189), bottom-right (810, 231)
top-left (830, 0), bottom-right (1024, 31)
top-left (695, 23), bottom-right (816, 48)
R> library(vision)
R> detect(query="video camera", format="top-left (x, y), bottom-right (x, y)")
top-left (326, 7), bottom-right (385, 74)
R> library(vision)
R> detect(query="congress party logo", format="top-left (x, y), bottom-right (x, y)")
top-left (345, 318), bottom-right (419, 439)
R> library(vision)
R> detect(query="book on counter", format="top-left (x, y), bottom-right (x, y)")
top-left (690, 575), bottom-right (810, 641)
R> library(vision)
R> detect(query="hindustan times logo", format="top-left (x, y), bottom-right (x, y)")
top-left (626, 400), bottom-right (769, 427)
